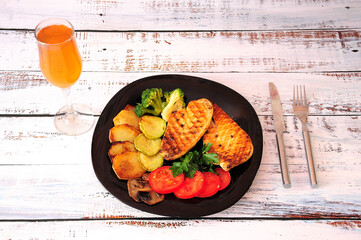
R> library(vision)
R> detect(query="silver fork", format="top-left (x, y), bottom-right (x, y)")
top-left (293, 85), bottom-right (318, 188)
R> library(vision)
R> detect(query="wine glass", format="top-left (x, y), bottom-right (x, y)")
top-left (35, 18), bottom-right (94, 136)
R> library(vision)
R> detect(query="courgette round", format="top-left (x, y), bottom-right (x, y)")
top-left (134, 133), bottom-right (162, 156)
top-left (139, 115), bottom-right (166, 139)
top-left (138, 152), bottom-right (164, 172)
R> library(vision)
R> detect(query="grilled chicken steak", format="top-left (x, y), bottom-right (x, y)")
top-left (160, 98), bottom-right (213, 160)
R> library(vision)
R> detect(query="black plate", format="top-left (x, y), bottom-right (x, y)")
top-left (91, 74), bottom-right (263, 217)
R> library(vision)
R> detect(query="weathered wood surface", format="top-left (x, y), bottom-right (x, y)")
top-left (1, 220), bottom-right (361, 239)
top-left (1, 30), bottom-right (361, 72)
top-left (0, 115), bottom-right (359, 219)
top-left (1, 71), bottom-right (361, 115)
top-left (1, 0), bottom-right (361, 238)
top-left (1, 0), bottom-right (360, 31)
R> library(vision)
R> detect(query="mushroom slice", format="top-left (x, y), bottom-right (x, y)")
top-left (127, 177), bottom-right (165, 205)
top-left (127, 178), bottom-right (152, 202)
top-left (139, 191), bottom-right (165, 205)
top-left (141, 173), bottom-right (150, 181)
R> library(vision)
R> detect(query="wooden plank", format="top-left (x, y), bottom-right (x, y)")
top-left (1, 30), bottom-right (360, 73)
top-left (1, 0), bottom-right (360, 30)
top-left (0, 162), bottom-right (359, 219)
top-left (0, 116), bottom-right (359, 219)
top-left (1, 71), bottom-right (360, 115)
top-left (0, 220), bottom-right (360, 239)
top-left (0, 115), bottom-right (359, 165)
top-left (1, 163), bottom-right (360, 219)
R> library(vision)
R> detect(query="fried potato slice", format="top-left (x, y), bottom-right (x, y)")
top-left (112, 152), bottom-right (146, 180)
top-left (124, 104), bottom-right (136, 112)
top-left (108, 141), bottom-right (137, 163)
top-left (113, 109), bottom-right (140, 130)
top-left (109, 124), bottom-right (141, 143)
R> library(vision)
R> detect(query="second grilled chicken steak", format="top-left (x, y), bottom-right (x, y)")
top-left (203, 103), bottom-right (253, 171)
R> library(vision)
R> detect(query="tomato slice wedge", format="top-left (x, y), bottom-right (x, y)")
top-left (174, 171), bottom-right (205, 199)
top-left (215, 168), bottom-right (231, 190)
top-left (149, 166), bottom-right (184, 194)
top-left (196, 172), bottom-right (221, 198)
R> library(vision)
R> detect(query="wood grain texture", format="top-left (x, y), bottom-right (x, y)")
top-left (1, 71), bottom-right (360, 115)
top-left (0, 116), bottom-right (359, 219)
top-left (1, 220), bottom-right (360, 239)
top-left (1, 30), bottom-right (360, 73)
top-left (1, 0), bottom-right (360, 31)
top-left (1, 0), bottom-right (360, 237)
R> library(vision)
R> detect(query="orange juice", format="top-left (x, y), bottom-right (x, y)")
top-left (36, 24), bottom-right (82, 88)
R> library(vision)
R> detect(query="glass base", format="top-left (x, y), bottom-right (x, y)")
top-left (54, 104), bottom-right (95, 136)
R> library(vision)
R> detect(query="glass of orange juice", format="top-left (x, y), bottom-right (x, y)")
top-left (35, 18), bottom-right (94, 136)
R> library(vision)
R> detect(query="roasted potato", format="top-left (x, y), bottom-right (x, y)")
top-left (109, 124), bottom-right (141, 143)
top-left (124, 104), bottom-right (136, 112)
top-left (112, 152), bottom-right (146, 180)
top-left (108, 141), bottom-right (137, 163)
top-left (113, 109), bottom-right (140, 130)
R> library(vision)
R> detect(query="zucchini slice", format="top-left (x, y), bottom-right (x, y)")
top-left (139, 115), bottom-right (166, 139)
top-left (134, 133), bottom-right (162, 156)
top-left (138, 152), bottom-right (164, 172)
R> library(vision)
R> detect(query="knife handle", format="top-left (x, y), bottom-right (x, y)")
top-left (302, 130), bottom-right (318, 188)
top-left (276, 133), bottom-right (291, 188)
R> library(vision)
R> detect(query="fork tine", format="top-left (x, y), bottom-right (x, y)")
top-left (300, 85), bottom-right (303, 105)
top-left (296, 85), bottom-right (300, 105)
top-left (293, 85), bottom-right (295, 106)
top-left (297, 85), bottom-right (302, 105)
top-left (303, 85), bottom-right (307, 106)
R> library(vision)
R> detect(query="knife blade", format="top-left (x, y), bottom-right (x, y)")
top-left (269, 82), bottom-right (291, 188)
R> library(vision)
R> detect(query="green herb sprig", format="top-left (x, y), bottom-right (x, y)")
top-left (170, 143), bottom-right (219, 178)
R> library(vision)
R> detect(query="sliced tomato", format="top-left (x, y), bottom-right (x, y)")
top-left (174, 171), bottom-right (205, 199)
top-left (149, 166), bottom-right (184, 194)
top-left (196, 172), bottom-right (221, 198)
top-left (215, 168), bottom-right (231, 190)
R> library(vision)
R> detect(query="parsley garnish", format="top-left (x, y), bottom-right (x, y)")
top-left (170, 143), bottom-right (219, 178)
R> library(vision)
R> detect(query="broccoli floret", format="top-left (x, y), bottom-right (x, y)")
top-left (134, 103), bottom-right (161, 117)
top-left (162, 91), bottom-right (172, 108)
top-left (134, 88), bottom-right (164, 117)
top-left (161, 88), bottom-right (185, 122)
top-left (164, 91), bottom-right (172, 102)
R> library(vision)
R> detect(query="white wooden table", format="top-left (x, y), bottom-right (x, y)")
top-left (1, 0), bottom-right (360, 239)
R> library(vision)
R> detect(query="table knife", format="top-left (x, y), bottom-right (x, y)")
top-left (269, 82), bottom-right (291, 188)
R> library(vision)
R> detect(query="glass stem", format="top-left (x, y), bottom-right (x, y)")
top-left (61, 87), bottom-right (74, 114)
